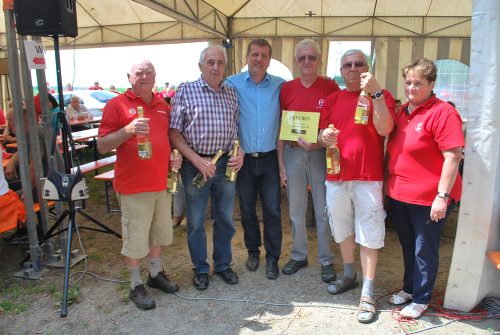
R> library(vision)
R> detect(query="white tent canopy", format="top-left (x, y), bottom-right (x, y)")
top-left (0, 0), bottom-right (473, 50)
top-left (0, 1), bottom-right (473, 101)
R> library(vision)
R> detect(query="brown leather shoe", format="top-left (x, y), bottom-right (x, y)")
top-left (327, 272), bottom-right (358, 295)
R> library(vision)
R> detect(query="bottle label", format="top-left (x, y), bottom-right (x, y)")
top-left (137, 142), bottom-right (152, 159)
top-left (326, 148), bottom-right (341, 174)
top-left (354, 94), bottom-right (370, 125)
top-left (167, 171), bottom-right (179, 193)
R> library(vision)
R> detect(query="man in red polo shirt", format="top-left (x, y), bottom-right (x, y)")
top-left (98, 60), bottom-right (181, 311)
top-left (278, 39), bottom-right (340, 283)
top-left (319, 49), bottom-right (395, 324)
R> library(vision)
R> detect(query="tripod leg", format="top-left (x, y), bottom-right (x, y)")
top-left (77, 210), bottom-right (122, 238)
top-left (60, 210), bottom-right (75, 318)
top-left (39, 210), bottom-right (68, 245)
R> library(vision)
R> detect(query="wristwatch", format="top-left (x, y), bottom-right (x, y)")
top-left (371, 91), bottom-right (384, 100)
top-left (437, 192), bottom-right (450, 199)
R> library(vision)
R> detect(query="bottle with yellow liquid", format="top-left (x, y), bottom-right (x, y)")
top-left (168, 149), bottom-right (180, 193)
top-left (136, 106), bottom-right (152, 159)
top-left (326, 124), bottom-right (340, 174)
top-left (192, 149), bottom-right (224, 189)
top-left (354, 90), bottom-right (371, 125)
top-left (225, 140), bottom-right (240, 182)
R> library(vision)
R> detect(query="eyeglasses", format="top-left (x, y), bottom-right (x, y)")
top-left (342, 61), bottom-right (365, 69)
top-left (297, 55), bottom-right (318, 63)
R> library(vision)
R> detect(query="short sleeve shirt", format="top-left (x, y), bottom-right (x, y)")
top-left (98, 89), bottom-right (171, 195)
top-left (170, 77), bottom-right (239, 155)
top-left (386, 96), bottom-right (464, 205)
top-left (280, 77), bottom-right (340, 130)
top-left (319, 89), bottom-right (396, 181)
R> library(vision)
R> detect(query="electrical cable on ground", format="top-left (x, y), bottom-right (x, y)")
top-left (379, 289), bottom-right (500, 334)
top-left (62, 230), bottom-right (499, 334)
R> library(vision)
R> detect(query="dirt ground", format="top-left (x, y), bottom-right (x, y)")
top-left (0, 178), bottom-right (499, 335)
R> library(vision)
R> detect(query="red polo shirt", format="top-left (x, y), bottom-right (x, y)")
top-left (99, 89), bottom-right (171, 195)
top-left (319, 89), bottom-right (396, 181)
top-left (386, 95), bottom-right (464, 205)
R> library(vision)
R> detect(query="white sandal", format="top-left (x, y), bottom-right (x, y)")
top-left (400, 302), bottom-right (428, 319)
top-left (388, 290), bottom-right (412, 305)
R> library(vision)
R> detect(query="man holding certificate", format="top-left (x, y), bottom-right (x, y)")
top-left (277, 39), bottom-right (340, 283)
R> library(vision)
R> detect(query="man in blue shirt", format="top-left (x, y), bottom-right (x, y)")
top-left (225, 39), bottom-right (285, 280)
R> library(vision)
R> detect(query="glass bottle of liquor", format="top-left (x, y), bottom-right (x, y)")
top-left (225, 140), bottom-right (240, 182)
top-left (326, 124), bottom-right (340, 174)
top-left (354, 90), bottom-right (371, 125)
top-left (192, 149), bottom-right (224, 189)
top-left (168, 149), bottom-right (180, 193)
top-left (136, 106), bottom-right (152, 159)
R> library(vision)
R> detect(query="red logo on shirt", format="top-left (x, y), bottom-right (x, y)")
top-left (129, 108), bottom-right (137, 115)
top-left (415, 122), bottom-right (423, 132)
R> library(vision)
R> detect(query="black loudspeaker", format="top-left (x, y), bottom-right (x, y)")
top-left (14, 0), bottom-right (78, 37)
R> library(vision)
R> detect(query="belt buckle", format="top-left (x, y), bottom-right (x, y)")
top-left (250, 152), bottom-right (260, 158)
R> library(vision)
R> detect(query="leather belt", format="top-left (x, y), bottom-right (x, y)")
top-left (245, 149), bottom-right (276, 158)
top-left (197, 152), bottom-right (229, 158)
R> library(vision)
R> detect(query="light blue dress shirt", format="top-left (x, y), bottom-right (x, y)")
top-left (225, 71), bottom-right (285, 153)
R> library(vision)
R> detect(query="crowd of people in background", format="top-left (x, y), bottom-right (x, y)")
top-left (1, 38), bottom-right (464, 325)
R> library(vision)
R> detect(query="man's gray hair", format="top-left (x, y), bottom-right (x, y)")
top-left (295, 39), bottom-right (321, 58)
top-left (341, 49), bottom-right (369, 66)
top-left (199, 45), bottom-right (227, 64)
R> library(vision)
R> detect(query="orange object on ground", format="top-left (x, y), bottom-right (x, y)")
top-left (0, 190), bottom-right (26, 233)
top-left (487, 252), bottom-right (500, 270)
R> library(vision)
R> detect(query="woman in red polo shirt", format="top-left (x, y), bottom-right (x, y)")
top-left (385, 58), bottom-right (464, 319)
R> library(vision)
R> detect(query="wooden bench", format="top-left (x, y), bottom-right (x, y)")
top-left (487, 252), bottom-right (500, 270)
top-left (62, 144), bottom-right (89, 153)
top-left (71, 155), bottom-right (116, 175)
top-left (33, 201), bottom-right (55, 213)
top-left (94, 169), bottom-right (118, 212)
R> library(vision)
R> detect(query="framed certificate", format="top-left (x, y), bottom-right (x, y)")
top-left (279, 110), bottom-right (320, 143)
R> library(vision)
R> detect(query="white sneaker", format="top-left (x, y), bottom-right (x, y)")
top-left (388, 290), bottom-right (412, 305)
top-left (400, 302), bottom-right (428, 319)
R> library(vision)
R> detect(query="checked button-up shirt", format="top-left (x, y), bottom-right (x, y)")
top-left (170, 76), bottom-right (239, 155)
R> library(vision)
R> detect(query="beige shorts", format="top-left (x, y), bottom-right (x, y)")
top-left (117, 191), bottom-right (173, 259)
top-left (325, 181), bottom-right (385, 249)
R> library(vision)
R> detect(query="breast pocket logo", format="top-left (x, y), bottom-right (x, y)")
top-left (415, 122), bottom-right (423, 132)
top-left (129, 108), bottom-right (137, 115)
top-left (317, 99), bottom-right (325, 109)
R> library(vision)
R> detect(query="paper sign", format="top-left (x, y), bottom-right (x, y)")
top-left (24, 40), bottom-right (46, 70)
top-left (279, 110), bottom-right (320, 143)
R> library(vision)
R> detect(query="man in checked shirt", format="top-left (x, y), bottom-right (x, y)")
top-left (169, 46), bottom-right (244, 291)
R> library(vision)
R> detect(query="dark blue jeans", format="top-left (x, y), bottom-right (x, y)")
top-left (389, 197), bottom-right (455, 304)
top-left (236, 153), bottom-right (282, 262)
top-left (181, 155), bottom-right (236, 273)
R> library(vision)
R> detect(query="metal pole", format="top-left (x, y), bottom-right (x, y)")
top-left (33, 36), bottom-right (64, 261)
top-left (17, 34), bottom-right (52, 251)
top-left (3, 8), bottom-right (41, 272)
